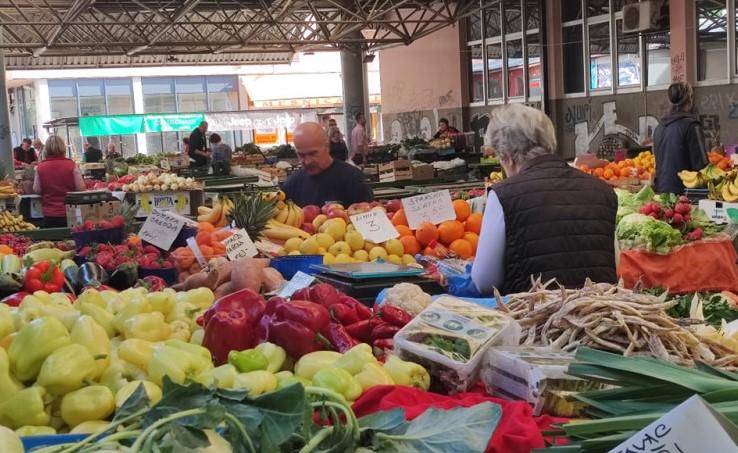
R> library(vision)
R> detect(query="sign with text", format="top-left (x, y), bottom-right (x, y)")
top-left (350, 210), bottom-right (400, 243)
top-left (139, 208), bottom-right (186, 251)
top-left (223, 229), bottom-right (258, 260)
top-left (186, 237), bottom-right (208, 267)
top-left (610, 395), bottom-right (738, 453)
top-left (401, 190), bottom-right (456, 230)
top-left (278, 271), bottom-right (315, 298)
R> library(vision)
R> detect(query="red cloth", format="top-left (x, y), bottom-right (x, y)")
top-left (36, 156), bottom-right (77, 217)
top-left (352, 385), bottom-right (567, 453)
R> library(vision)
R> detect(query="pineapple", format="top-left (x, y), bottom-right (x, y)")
top-left (231, 193), bottom-right (277, 239)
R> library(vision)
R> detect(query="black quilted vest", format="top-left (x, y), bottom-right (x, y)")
top-left (492, 155), bottom-right (618, 294)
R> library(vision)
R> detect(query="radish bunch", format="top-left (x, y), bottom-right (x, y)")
top-left (639, 196), bottom-right (703, 241)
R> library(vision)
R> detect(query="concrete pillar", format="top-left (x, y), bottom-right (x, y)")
top-left (0, 53), bottom-right (13, 177)
top-left (131, 76), bottom-right (147, 154)
top-left (669, 0), bottom-right (695, 84)
top-left (34, 79), bottom-right (51, 142)
top-left (341, 36), bottom-right (367, 153)
top-left (545, 0), bottom-right (564, 100)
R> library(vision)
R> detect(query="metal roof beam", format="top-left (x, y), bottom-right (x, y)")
top-left (126, 0), bottom-right (202, 56)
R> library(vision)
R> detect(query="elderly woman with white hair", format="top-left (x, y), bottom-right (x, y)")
top-left (470, 104), bottom-right (618, 296)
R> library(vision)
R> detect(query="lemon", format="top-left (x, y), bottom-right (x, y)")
top-left (335, 253), bottom-right (354, 264)
top-left (324, 222), bottom-right (346, 242)
top-left (369, 246), bottom-right (388, 261)
top-left (345, 230), bottom-right (365, 251)
top-left (328, 241), bottom-right (352, 256)
top-left (364, 241), bottom-right (377, 252)
top-left (284, 237), bottom-right (303, 253)
top-left (402, 254), bottom-right (417, 265)
top-left (317, 247), bottom-right (327, 255)
top-left (323, 253), bottom-right (336, 264)
top-left (384, 239), bottom-right (404, 256)
top-left (299, 237), bottom-right (320, 255)
top-left (353, 250), bottom-right (369, 262)
top-left (387, 254), bottom-right (403, 265)
top-left (288, 251), bottom-right (302, 256)
top-left (314, 233), bottom-right (335, 249)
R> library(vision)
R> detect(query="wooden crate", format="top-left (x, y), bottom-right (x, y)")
top-left (411, 164), bottom-right (434, 181)
top-left (379, 160), bottom-right (412, 182)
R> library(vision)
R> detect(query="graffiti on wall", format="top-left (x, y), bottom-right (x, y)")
top-left (699, 114), bottom-right (720, 148)
top-left (389, 108), bottom-right (461, 142)
top-left (563, 103), bottom-right (591, 134)
top-left (573, 101), bottom-right (659, 156)
top-left (671, 52), bottom-right (686, 83)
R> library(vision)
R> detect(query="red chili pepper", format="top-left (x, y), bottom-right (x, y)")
top-left (339, 294), bottom-right (372, 321)
top-left (376, 305), bottom-right (413, 327)
top-left (1, 291), bottom-right (29, 307)
top-left (321, 322), bottom-right (359, 353)
top-left (258, 297), bottom-right (331, 359)
top-left (330, 303), bottom-right (360, 325)
top-left (344, 319), bottom-right (374, 342)
top-left (370, 321), bottom-right (401, 340)
top-left (201, 288), bottom-right (266, 365)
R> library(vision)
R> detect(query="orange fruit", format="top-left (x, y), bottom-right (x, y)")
top-left (579, 165), bottom-right (590, 172)
top-left (415, 222), bottom-right (439, 246)
top-left (395, 225), bottom-right (413, 237)
top-left (391, 209), bottom-right (408, 227)
top-left (423, 246), bottom-right (440, 257)
top-left (199, 244), bottom-right (214, 260)
top-left (449, 239), bottom-right (473, 259)
top-left (212, 242), bottom-right (226, 257)
top-left (399, 235), bottom-right (421, 256)
top-left (463, 232), bottom-right (479, 255)
top-left (619, 167), bottom-right (631, 178)
top-left (594, 167), bottom-right (604, 178)
top-left (438, 220), bottom-right (464, 246)
top-left (465, 213), bottom-right (483, 235)
top-left (198, 222), bottom-right (215, 232)
top-left (452, 199), bottom-right (471, 222)
top-left (196, 231), bottom-right (213, 246)
top-left (603, 169), bottom-right (614, 180)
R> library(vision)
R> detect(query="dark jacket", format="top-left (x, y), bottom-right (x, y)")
top-left (330, 141), bottom-right (349, 161)
top-left (281, 160), bottom-right (373, 207)
top-left (653, 111), bottom-right (708, 194)
top-left (13, 146), bottom-right (37, 164)
top-left (188, 128), bottom-right (208, 167)
top-left (83, 147), bottom-right (103, 163)
top-left (492, 155), bottom-right (618, 294)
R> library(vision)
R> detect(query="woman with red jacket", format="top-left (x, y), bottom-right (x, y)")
top-left (33, 136), bottom-right (85, 228)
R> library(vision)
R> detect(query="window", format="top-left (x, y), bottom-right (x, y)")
top-left (175, 76), bottom-right (207, 113)
top-left (616, 19), bottom-right (641, 86)
top-left (589, 22), bottom-right (612, 89)
top-left (470, 45), bottom-right (484, 102)
top-left (646, 31), bottom-right (671, 86)
top-left (468, 10), bottom-right (482, 41)
top-left (562, 0), bottom-right (583, 22)
top-left (503, 0), bottom-right (521, 33)
top-left (563, 25), bottom-right (585, 93)
top-left (487, 43), bottom-right (503, 99)
top-left (697, 0), bottom-right (728, 81)
top-left (526, 0), bottom-right (540, 30)
top-left (48, 80), bottom-right (78, 118)
top-left (143, 78), bottom-right (176, 113)
top-left (485, 1), bottom-right (501, 38)
top-left (587, 0), bottom-right (609, 17)
top-left (207, 76), bottom-right (238, 111)
top-left (527, 33), bottom-right (542, 97)
top-left (105, 79), bottom-right (133, 114)
top-left (77, 79), bottom-right (105, 117)
top-left (506, 39), bottom-right (524, 97)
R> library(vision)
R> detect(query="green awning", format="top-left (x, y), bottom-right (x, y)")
top-left (79, 113), bottom-right (205, 136)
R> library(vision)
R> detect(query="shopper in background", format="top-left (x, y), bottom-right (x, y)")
top-left (188, 121), bottom-right (210, 168)
top-left (105, 143), bottom-right (121, 159)
top-left (33, 135), bottom-right (85, 228)
top-left (32, 139), bottom-right (44, 159)
top-left (181, 137), bottom-right (190, 156)
top-left (282, 122), bottom-right (372, 207)
top-left (433, 118), bottom-right (460, 139)
top-left (653, 82), bottom-right (708, 194)
top-left (471, 104), bottom-right (617, 296)
top-left (329, 126), bottom-right (349, 161)
top-left (82, 142), bottom-right (103, 163)
top-left (13, 138), bottom-right (38, 165)
top-left (350, 112), bottom-right (368, 165)
top-left (209, 133), bottom-right (232, 176)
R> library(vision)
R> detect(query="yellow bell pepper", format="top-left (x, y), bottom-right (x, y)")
top-left (0, 348), bottom-right (21, 404)
top-left (117, 338), bottom-right (154, 369)
top-left (177, 287), bottom-right (215, 310)
top-left (254, 342), bottom-right (287, 373)
top-left (15, 425), bottom-right (56, 436)
top-left (18, 295), bottom-right (80, 330)
top-left (112, 295), bottom-right (152, 333)
top-left (61, 385), bottom-right (115, 428)
top-left (354, 362), bottom-right (395, 392)
top-left (122, 312), bottom-right (171, 341)
top-left (9, 316), bottom-right (71, 381)
top-left (70, 420), bottom-right (111, 434)
top-left (383, 355), bottom-right (431, 390)
top-left (233, 370), bottom-right (277, 397)
top-left (194, 364), bottom-right (239, 389)
top-left (114, 380), bottom-right (162, 408)
top-left (312, 368), bottom-right (363, 402)
top-left (168, 320), bottom-right (191, 341)
top-left (0, 425), bottom-right (24, 453)
top-left (275, 371), bottom-right (311, 389)
top-left (0, 387), bottom-right (50, 429)
top-left (294, 351), bottom-right (342, 380)
top-left (333, 343), bottom-right (377, 375)
top-left (70, 315), bottom-right (111, 380)
top-left (147, 342), bottom-right (213, 386)
top-left (100, 358), bottom-right (147, 395)
top-left (147, 291), bottom-right (176, 315)
top-left (75, 288), bottom-right (107, 308)
top-left (190, 328), bottom-right (205, 345)
top-left (0, 304), bottom-right (15, 341)
top-left (77, 300), bottom-right (115, 338)
top-left (36, 343), bottom-right (97, 395)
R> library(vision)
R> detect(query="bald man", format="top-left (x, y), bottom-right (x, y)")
top-left (282, 122), bottom-right (373, 207)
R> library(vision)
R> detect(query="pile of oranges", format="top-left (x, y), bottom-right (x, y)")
top-left (579, 151), bottom-right (655, 182)
top-left (708, 150), bottom-right (731, 170)
top-left (390, 199), bottom-right (481, 260)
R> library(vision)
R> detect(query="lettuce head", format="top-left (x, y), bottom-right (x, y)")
top-left (616, 213), bottom-right (683, 254)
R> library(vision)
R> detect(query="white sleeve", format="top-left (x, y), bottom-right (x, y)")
top-left (471, 190), bottom-right (506, 296)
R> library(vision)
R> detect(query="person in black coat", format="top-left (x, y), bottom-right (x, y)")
top-left (653, 82), bottom-right (708, 194)
top-left (328, 126), bottom-right (348, 161)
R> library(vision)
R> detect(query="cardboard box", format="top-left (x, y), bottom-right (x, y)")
top-left (411, 164), bottom-right (434, 181)
top-left (379, 160), bottom-right (412, 182)
top-left (65, 199), bottom-right (122, 228)
top-left (133, 190), bottom-right (192, 217)
top-left (699, 199), bottom-right (738, 224)
top-left (162, 156), bottom-right (190, 169)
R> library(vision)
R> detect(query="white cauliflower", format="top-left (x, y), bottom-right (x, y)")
top-left (383, 283), bottom-right (432, 316)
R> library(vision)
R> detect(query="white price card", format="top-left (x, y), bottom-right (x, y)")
top-left (401, 190), bottom-right (456, 230)
top-left (186, 237), bottom-right (208, 267)
top-left (160, 159), bottom-right (171, 171)
top-left (138, 208), bottom-right (186, 251)
top-left (349, 210), bottom-right (400, 243)
top-left (278, 271), bottom-right (315, 298)
top-left (223, 229), bottom-right (258, 260)
top-left (609, 395), bottom-right (738, 453)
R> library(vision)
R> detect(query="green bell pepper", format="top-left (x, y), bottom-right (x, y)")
top-left (312, 368), bottom-right (363, 402)
top-left (61, 385), bottom-right (115, 428)
top-left (254, 342), bottom-right (287, 373)
top-left (9, 316), bottom-right (71, 381)
top-left (228, 349), bottom-right (269, 373)
top-left (36, 343), bottom-right (97, 395)
top-left (147, 342), bottom-right (213, 386)
top-left (0, 387), bottom-right (50, 429)
top-left (275, 371), bottom-right (310, 390)
top-left (333, 343), bottom-right (377, 375)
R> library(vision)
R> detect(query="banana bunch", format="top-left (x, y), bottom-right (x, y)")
top-left (0, 211), bottom-right (36, 231)
top-left (722, 180), bottom-right (738, 202)
top-left (0, 182), bottom-right (17, 198)
top-left (262, 219), bottom-right (310, 243)
top-left (679, 170), bottom-right (706, 189)
top-left (488, 171), bottom-right (504, 184)
top-left (262, 190), bottom-right (286, 203)
top-left (273, 200), bottom-right (304, 228)
top-left (197, 196), bottom-right (234, 228)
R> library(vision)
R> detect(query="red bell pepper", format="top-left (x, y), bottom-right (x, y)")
top-left (258, 297), bottom-right (330, 358)
top-left (1, 291), bottom-right (29, 307)
top-left (201, 288), bottom-right (266, 365)
top-left (134, 276), bottom-right (167, 292)
top-left (321, 322), bottom-right (359, 353)
top-left (330, 304), bottom-right (360, 325)
top-left (24, 261), bottom-right (64, 293)
top-left (344, 319), bottom-right (375, 343)
top-left (370, 321), bottom-right (401, 340)
top-left (375, 305), bottom-right (413, 327)
top-left (339, 294), bottom-right (372, 321)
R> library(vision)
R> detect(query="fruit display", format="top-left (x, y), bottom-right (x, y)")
top-left (488, 171), bottom-right (504, 184)
top-left (429, 137), bottom-right (452, 149)
top-left (120, 172), bottom-right (199, 192)
top-left (196, 195), bottom-right (235, 228)
top-left (578, 151), bottom-right (654, 182)
top-left (70, 215), bottom-right (125, 233)
top-left (0, 212), bottom-right (37, 232)
top-left (0, 181), bottom-right (18, 199)
top-left (708, 148), bottom-right (732, 169)
top-left (79, 238), bottom-right (175, 273)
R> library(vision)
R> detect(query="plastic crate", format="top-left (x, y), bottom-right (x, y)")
top-left (22, 434), bottom-right (87, 451)
top-left (270, 255), bottom-right (323, 279)
top-left (139, 266), bottom-right (178, 286)
top-left (71, 226), bottom-right (125, 250)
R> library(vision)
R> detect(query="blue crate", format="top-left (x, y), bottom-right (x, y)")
top-left (23, 433), bottom-right (87, 451)
top-left (270, 255), bottom-right (323, 279)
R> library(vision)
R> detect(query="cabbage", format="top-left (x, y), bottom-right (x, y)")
top-left (616, 213), bottom-right (683, 254)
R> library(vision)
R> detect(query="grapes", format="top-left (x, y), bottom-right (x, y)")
top-left (0, 233), bottom-right (33, 255)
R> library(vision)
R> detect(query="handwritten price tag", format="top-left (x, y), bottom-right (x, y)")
top-left (138, 208), bottom-right (186, 251)
top-left (278, 271), bottom-right (315, 298)
top-left (349, 210), bottom-right (399, 243)
top-left (401, 190), bottom-right (456, 230)
top-left (223, 229), bottom-right (258, 260)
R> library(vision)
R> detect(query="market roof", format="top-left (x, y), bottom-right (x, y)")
top-left (0, 0), bottom-right (478, 69)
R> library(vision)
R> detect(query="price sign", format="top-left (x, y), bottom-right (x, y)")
top-left (401, 190), bottom-right (456, 230)
top-left (223, 229), bottom-right (258, 260)
top-left (350, 210), bottom-right (399, 243)
top-left (138, 208), bottom-right (186, 251)
top-left (160, 159), bottom-right (171, 171)
top-left (186, 237), bottom-right (208, 267)
top-left (278, 271), bottom-right (315, 298)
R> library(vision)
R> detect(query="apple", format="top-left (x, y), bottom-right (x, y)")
top-left (327, 208), bottom-right (347, 220)
top-left (384, 199), bottom-right (402, 213)
top-left (302, 205), bottom-right (321, 224)
top-left (370, 205), bottom-right (386, 213)
top-left (347, 202), bottom-right (371, 216)
top-left (322, 203), bottom-right (344, 215)
top-left (301, 223), bottom-right (317, 234)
